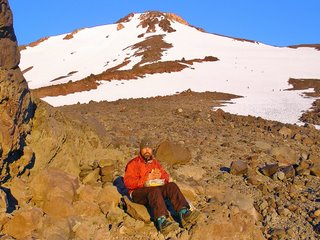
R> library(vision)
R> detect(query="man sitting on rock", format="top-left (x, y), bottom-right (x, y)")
top-left (124, 138), bottom-right (200, 234)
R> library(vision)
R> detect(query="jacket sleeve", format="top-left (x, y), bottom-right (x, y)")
top-left (124, 160), bottom-right (147, 190)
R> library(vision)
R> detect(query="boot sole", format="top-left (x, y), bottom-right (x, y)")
top-left (160, 222), bottom-right (180, 235)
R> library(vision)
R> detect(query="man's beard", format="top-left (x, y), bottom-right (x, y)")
top-left (141, 152), bottom-right (152, 162)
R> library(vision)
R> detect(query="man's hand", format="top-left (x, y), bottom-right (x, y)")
top-left (147, 168), bottom-right (161, 180)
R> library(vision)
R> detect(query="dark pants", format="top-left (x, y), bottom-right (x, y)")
top-left (132, 182), bottom-right (189, 219)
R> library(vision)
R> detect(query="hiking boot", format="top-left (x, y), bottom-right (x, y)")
top-left (179, 208), bottom-right (200, 229)
top-left (157, 216), bottom-right (179, 235)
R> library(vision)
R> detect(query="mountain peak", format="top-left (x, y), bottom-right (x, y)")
top-left (139, 11), bottom-right (189, 26)
top-left (117, 11), bottom-right (190, 33)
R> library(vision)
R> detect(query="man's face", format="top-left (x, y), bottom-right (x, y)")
top-left (141, 147), bottom-right (153, 160)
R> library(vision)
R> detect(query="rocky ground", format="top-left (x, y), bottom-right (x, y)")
top-left (0, 89), bottom-right (320, 239)
top-left (57, 90), bottom-right (320, 240)
top-left (287, 78), bottom-right (320, 125)
top-left (4, 89), bottom-right (319, 240)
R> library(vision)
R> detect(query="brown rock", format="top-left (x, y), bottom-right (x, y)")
top-left (28, 100), bottom-right (112, 177)
top-left (98, 149), bottom-right (124, 167)
top-left (314, 209), bottom-right (320, 217)
top-left (247, 155), bottom-right (259, 169)
top-left (191, 211), bottom-right (265, 240)
top-left (277, 207), bottom-right (290, 217)
top-left (300, 151), bottom-right (309, 161)
top-left (280, 165), bottom-right (295, 179)
top-left (0, 0), bottom-right (19, 68)
top-left (174, 165), bottom-right (206, 181)
top-left (2, 207), bottom-right (43, 239)
top-left (205, 185), bottom-right (259, 221)
top-left (247, 175), bottom-right (262, 186)
top-left (43, 196), bottom-right (75, 218)
top-left (302, 137), bottom-right (314, 146)
top-left (73, 200), bottom-right (102, 217)
top-left (0, 0), bottom-right (34, 180)
top-left (230, 160), bottom-right (248, 175)
top-left (176, 181), bottom-right (200, 203)
top-left (77, 185), bottom-right (100, 202)
top-left (278, 126), bottom-right (292, 138)
top-left (260, 163), bottom-right (279, 177)
top-left (123, 196), bottom-right (151, 223)
top-left (117, 23), bottom-right (125, 30)
top-left (0, 212), bottom-right (10, 231)
top-left (100, 163), bottom-right (115, 183)
top-left (287, 204), bottom-right (298, 212)
top-left (271, 146), bottom-right (298, 165)
top-left (82, 168), bottom-right (100, 185)
top-left (29, 168), bottom-right (79, 216)
top-left (97, 184), bottom-right (121, 205)
top-left (296, 159), bottom-right (311, 175)
top-left (213, 108), bottom-right (225, 118)
top-left (273, 171), bottom-right (286, 181)
top-left (310, 163), bottom-right (320, 177)
top-left (309, 154), bottom-right (320, 164)
top-left (254, 141), bottom-right (272, 152)
top-left (246, 169), bottom-right (268, 186)
top-left (266, 197), bottom-right (276, 209)
top-left (8, 177), bottom-right (31, 207)
top-left (0, 38), bottom-right (19, 69)
top-left (0, 188), bottom-right (8, 213)
top-left (40, 215), bottom-right (71, 240)
top-left (105, 203), bottom-right (127, 223)
top-left (73, 217), bottom-right (110, 240)
top-left (155, 140), bottom-right (191, 165)
top-left (271, 228), bottom-right (286, 238)
top-left (97, 184), bottom-right (121, 214)
top-left (293, 133), bottom-right (303, 141)
top-left (259, 200), bottom-right (268, 211)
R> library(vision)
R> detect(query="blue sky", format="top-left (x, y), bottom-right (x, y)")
top-left (9, 0), bottom-right (320, 47)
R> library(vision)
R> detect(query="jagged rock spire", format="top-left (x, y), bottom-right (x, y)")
top-left (0, 0), bottom-right (34, 181)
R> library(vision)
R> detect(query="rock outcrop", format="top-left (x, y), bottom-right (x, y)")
top-left (0, 0), bottom-right (34, 181)
top-left (26, 99), bottom-right (113, 177)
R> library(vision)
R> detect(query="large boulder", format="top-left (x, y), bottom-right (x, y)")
top-left (230, 160), bottom-right (248, 175)
top-left (176, 181), bottom-right (201, 203)
top-left (260, 163), bottom-right (279, 177)
top-left (28, 99), bottom-right (114, 177)
top-left (29, 168), bottom-right (79, 218)
top-left (6, 177), bottom-right (31, 207)
top-left (72, 216), bottom-right (111, 240)
top-left (174, 165), bottom-right (206, 181)
top-left (97, 184), bottom-right (121, 207)
top-left (278, 126), bottom-right (293, 138)
top-left (2, 207), bottom-right (43, 239)
top-left (0, 0), bottom-right (34, 180)
top-left (191, 210), bottom-right (265, 240)
top-left (39, 215), bottom-right (71, 240)
top-left (155, 140), bottom-right (191, 165)
top-left (271, 146), bottom-right (298, 165)
top-left (95, 184), bottom-right (122, 216)
top-left (123, 196), bottom-right (151, 223)
top-left (205, 184), bottom-right (259, 221)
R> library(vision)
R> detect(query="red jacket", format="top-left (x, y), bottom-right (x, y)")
top-left (124, 155), bottom-right (169, 193)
